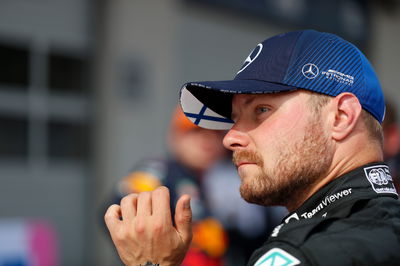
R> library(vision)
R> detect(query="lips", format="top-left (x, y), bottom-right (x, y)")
top-left (232, 150), bottom-right (263, 168)
top-left (237, 161), bottom-right (253, 166)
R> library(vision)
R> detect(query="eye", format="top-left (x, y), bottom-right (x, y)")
top-left (255, 106), bottom-right (270, 115)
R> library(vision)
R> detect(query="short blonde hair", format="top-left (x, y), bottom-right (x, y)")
top-left (308, 92), bottom-right (383, 146)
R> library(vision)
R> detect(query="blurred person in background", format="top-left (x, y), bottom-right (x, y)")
top-left (106, 106), bottom-right (227, 265)
top-left (382, 101), bottom-right (400, 192)
top-left (105, 106), bottom-right (281, 265)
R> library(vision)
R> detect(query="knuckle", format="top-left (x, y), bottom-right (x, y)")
top-left (153, 221), bottom-right (164, 233)
top-left (126, 192), bottom-right (138, 200)
top-left (138, 191), bottom-right (150, 200)
top-left (113, 227), bottom-right (134, 242)
top-left (153, 186), bottom-right (169, 197)
top-left (178, 213), bottom-right (192, 224)
top-left (134, 219), bottom-right (146, 234)
top-left (104, 204), bottom-right (118, 221)
top-left (156, 185), bottom-right (169, 193)
top-left (120, 196), bottom-right (129, 206)
top-left (104, 212), bottom-right (111, 223)
top-left (120, 193), bottom-right (137, 205)
top-left (125, 228), bottom-right (135, 240)
top-left (114, 229), bottom-right (126, 243)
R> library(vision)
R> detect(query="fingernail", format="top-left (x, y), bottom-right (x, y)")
top-left (184, 198), bottom-right (191, 209)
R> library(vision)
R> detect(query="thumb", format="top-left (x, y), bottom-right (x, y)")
top-left (175, 194), bottom-right (193, 245)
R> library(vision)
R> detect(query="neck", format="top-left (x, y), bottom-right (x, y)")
top-left (286, 142), bottom-right (383, 212)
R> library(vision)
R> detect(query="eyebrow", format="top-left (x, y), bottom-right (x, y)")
top-left (231, 95), bottom-right (257, 121)
top-left (244, 96), bottom-right (256, 105)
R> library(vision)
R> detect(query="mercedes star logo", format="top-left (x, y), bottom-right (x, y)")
top-left (237, 43), bottom-right (263, 74)
top-left (302, 63), bottom-right (319, 79)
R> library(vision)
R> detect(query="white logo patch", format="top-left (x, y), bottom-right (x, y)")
top-left (301, 64), bottom-right (354, 86)
top-left (284, 213), bottom-right (299, 224)
top-left (364, 165), bottom-right (398, 195)
top-left (300, 188), bottom-right (352, 219)
top-left (270, 224), bottom-right (284, 237)
top-left (321, 69), bottom-right (354, 86)
top-left (237, 43), bottom-right (263, 74)
top-left (254, 248), bottom-right (300, 266)
top-left (301, 63), bottom-right (319, 79)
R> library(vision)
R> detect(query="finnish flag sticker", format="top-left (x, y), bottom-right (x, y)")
top-left (180, 86), bottom-right (233, 130)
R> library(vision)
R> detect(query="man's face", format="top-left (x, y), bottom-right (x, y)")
top-left (223, 91), bottom-right (333, 207)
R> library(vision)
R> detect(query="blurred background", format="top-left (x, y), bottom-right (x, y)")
top-left (0, 0), bottom-right (399, 265)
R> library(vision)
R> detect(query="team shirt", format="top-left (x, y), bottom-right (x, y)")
top-left (248, 162), bottom-right (400, 266)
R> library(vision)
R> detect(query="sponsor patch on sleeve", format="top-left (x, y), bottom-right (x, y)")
top-left (364, 165), bottom-right (398, 195)
top-left (254, 248), bottom-right (300, 266)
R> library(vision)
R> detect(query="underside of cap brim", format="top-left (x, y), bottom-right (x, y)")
top-left (179, 80), bottom-right (297, 130)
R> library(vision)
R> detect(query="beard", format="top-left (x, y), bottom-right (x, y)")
top-left (232, 116), bottom-right (333, 207)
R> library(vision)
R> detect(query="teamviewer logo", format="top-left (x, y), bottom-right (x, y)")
top-left (302, 63), bottom-right (319, 79)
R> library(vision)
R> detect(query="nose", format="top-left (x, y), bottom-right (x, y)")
top-left (223, 126), bottom-right (249, 151)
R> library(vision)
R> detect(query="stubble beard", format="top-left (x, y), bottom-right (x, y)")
top-left (233, 117), bottom-right (333, 207)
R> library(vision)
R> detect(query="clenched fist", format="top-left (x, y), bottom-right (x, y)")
top-left (104, 186), bottom-right (193, 266)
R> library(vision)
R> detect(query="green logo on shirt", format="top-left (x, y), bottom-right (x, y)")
top-left (254, 248), bottom-right (300, 266)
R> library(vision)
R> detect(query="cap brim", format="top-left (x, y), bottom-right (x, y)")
top-left (180, 79), bottom-right (297, 130)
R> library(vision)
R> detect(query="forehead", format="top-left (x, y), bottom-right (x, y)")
top-left (230, 92), bottom-right (316, 131)
top-left (230, 91), bottom-right (315, 123)
top-left (231, 91), bottom-right (306, 108)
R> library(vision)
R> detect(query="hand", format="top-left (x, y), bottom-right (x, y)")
top-left (104, 186), bottom-right (193, 266)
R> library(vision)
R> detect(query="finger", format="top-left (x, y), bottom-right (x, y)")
top-left (137, 191), bottom-right (152, 216)
top-left (120, 193), bottom-right (138, 221)
top-left (174, 194), bottom-right (192, 245)
top-left (104, 204), bottom-right (122, 232)
top-left (151, 186), bottom-right (172, 225)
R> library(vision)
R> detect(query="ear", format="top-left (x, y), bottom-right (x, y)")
top-left (331, 93), bottom-right (362, 141)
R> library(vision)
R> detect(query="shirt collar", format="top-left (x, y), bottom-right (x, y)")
top-left (283, 162), bottom-right (398, 223)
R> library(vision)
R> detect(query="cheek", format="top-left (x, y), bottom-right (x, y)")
top-left (269, 110), bottom-right (309, 141)
top-left (253, 118), bottom-right (307, 165)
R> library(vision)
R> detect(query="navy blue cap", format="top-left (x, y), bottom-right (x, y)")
top-left (180, 29), bottom-right (385, 130)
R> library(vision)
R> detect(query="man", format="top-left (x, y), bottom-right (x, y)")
top-left (105, 30), bottom-right (400, 265)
